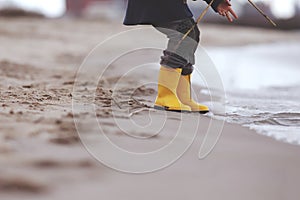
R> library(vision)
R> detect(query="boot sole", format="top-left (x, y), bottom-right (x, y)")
top-left (153, 105), bottom-right (191, 113)
top-left (154, 106), bottom-right (209, 114)
top-left (194, 110), bottom-right (210, 114)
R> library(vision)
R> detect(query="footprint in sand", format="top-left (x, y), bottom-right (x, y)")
top-left (30, 159), bottom-right (94, 169)
top-left (0, 176), bottom-right (46, 194)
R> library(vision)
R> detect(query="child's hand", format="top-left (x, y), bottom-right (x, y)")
top-left (217, 0), bottom-right (238, 22)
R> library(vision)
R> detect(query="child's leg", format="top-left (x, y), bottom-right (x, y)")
top-left (153, 18), bottom-right (209, 113)
top-left (153, 18), bottom-right (200, 75)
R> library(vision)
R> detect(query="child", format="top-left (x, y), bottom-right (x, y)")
top-left (124, 0), bottom-right (238, 113)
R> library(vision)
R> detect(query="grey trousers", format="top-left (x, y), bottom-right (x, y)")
top-left (153, 18), bottom-right (200, 75)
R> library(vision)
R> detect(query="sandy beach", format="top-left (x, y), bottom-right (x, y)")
top-left (1, 18), bottom-right (300, 200)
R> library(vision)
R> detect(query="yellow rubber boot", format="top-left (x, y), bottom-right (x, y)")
top-left (177, 75), bottom-right (209, 114)
top-left (154, 66), bottom-right (191, 112)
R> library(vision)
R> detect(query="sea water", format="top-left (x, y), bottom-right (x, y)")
top-left (196, 42), bottom-right (300, 145)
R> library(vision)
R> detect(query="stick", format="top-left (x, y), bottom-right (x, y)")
top-left (185, 0), bottom-right (215, 39)
top-left (175, 0), bottom-right (216, 50)
top-left (248, 0), bottom-right (277, 27)
top-left (112, 97), bottom-right (122, 109)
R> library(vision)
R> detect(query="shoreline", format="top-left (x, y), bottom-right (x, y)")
top-left (1, 18), bottom-right (300, 199)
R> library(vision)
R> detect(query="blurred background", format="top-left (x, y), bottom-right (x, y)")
top-left (0, 0), bottom-right (300, 29)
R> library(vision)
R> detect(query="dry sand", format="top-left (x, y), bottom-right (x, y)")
top-left (0, 18), bottom-right (300, 200)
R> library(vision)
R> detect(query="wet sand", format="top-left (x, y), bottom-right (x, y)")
top-left (1, 18), bottom-right (300, 200)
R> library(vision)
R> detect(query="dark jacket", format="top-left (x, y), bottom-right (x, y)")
top-left (123, 0), bottom-right (223, 25)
